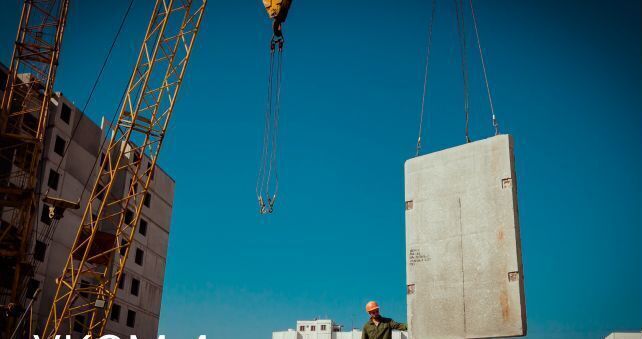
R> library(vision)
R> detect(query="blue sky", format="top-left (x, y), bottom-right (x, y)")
top-left (1, 0), bottom-right (640, 338)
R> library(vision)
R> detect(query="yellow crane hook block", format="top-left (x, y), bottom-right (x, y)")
top-left (262, 0), bottom-right (291, 20)
top-left (263, 0), bottom-right (292, 36)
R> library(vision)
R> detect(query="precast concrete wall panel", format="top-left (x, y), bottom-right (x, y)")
top-left (404, 135), bottom-right (526, 338)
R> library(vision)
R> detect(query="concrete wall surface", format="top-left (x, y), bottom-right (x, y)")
top-left (405, 135), bottom-right (526, 338)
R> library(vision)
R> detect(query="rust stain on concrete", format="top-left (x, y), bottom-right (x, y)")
top-left (500, 289), bottom-right (510, 321)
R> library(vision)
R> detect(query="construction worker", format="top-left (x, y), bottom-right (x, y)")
top-left (361, 301), bottom-right (407, 339)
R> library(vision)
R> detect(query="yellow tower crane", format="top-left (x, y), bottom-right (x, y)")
top-left (40, 0), bottom-right (206, 337)
top-left (0, 0), bottom-right (70, 336)
top-left (33, 0), bottom-right (293, 336)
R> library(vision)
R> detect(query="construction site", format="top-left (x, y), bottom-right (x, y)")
top-left (0, 1), bottom-right (640, 338)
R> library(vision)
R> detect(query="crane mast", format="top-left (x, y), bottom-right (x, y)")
top-left (41, 0), bottom-right (206, 337)
top-left (0, 0), bottom-right (69, 334)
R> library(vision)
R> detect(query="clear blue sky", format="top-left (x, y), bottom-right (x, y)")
top-left (1, 0), bottom-right (640, 338)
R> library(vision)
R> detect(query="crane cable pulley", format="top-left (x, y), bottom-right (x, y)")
top-left (257, 34), bottom-right (284, 214)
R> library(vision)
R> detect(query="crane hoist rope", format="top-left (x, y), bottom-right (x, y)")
top-left (469, 0), bottom-right (499, 135)
top-left (416, 0), bottom-right (500, 155)
top-left (416, 0), bottom-right (437, 156)
top-left (454, 0), bottom-right (471, 143)
top-left (257, 0), bottom-right (291, 214)
top-left (257, 36), bottom-right (283, 215)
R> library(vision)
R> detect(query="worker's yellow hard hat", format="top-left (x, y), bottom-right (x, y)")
top-left (365, 301), bottom-right (380, 313)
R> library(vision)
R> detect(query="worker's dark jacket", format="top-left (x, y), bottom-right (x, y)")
top-left (361, 317), bottom-right (407, 339)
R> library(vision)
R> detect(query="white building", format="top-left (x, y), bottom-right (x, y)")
top-left (605, 333), bottom-right (642, 339)
top-left (273, 319), bottom-right (408, 339)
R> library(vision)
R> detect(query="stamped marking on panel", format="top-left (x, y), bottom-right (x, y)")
top-left (409, 248), bottom-right (431, 266)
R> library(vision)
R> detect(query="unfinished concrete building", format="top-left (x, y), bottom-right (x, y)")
top-left (0, 63), bottom-right (175, 337)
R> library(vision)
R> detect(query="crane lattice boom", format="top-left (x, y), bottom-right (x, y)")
top-left (41, 0), bottom-right (206, 337)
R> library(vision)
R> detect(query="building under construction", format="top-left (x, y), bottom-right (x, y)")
top-left (0, 0), bottom-right (539, 338)
top-left (0, 63), bottom-right (176, 337)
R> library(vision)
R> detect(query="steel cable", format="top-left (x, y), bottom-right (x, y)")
top-left (257, 37), bottom-right (283, 214)
top-left (416, 0), bottom-right (437, 156)
top-left (454, 0), bottom-right (471, 143)
top-left (51, 0), bottom-right (135, 179)
top-left (257, 42), bottom-right (275, 213)
top-left (267, 44), bottom-right (283, 209)
top-left (469, 0), bottom-right (499, 135)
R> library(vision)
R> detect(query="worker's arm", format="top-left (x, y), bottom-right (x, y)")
top-left (390, 320), bottom-right (408, 331)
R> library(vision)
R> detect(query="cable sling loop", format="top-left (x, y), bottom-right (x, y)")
top-left (416, 0), bottom-right (437, 156)
top-left (257, 35), bottom-right (284, 214)
top-left (454, 0), bottom-right (471, 143)
top-left (469, 0), bottom-right (499, 135)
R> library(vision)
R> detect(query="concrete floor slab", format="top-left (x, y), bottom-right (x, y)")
top-left (405, 135), bottom-right (526, 338)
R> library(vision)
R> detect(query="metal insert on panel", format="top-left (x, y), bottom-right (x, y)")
top-left (502, 178), bottom-right (513, 189)
top-left (405, 200), bottom-right (414, 210)
top-left (407, 284), bottom-right (415, 295)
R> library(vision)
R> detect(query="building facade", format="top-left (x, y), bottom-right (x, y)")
top-left (0, 64), bottom-right (175, 337)
top-left (273, 319), bottom-right (408, 339)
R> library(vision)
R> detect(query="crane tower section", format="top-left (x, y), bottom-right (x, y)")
top-left (0, 0), bottom-right (69, 314)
